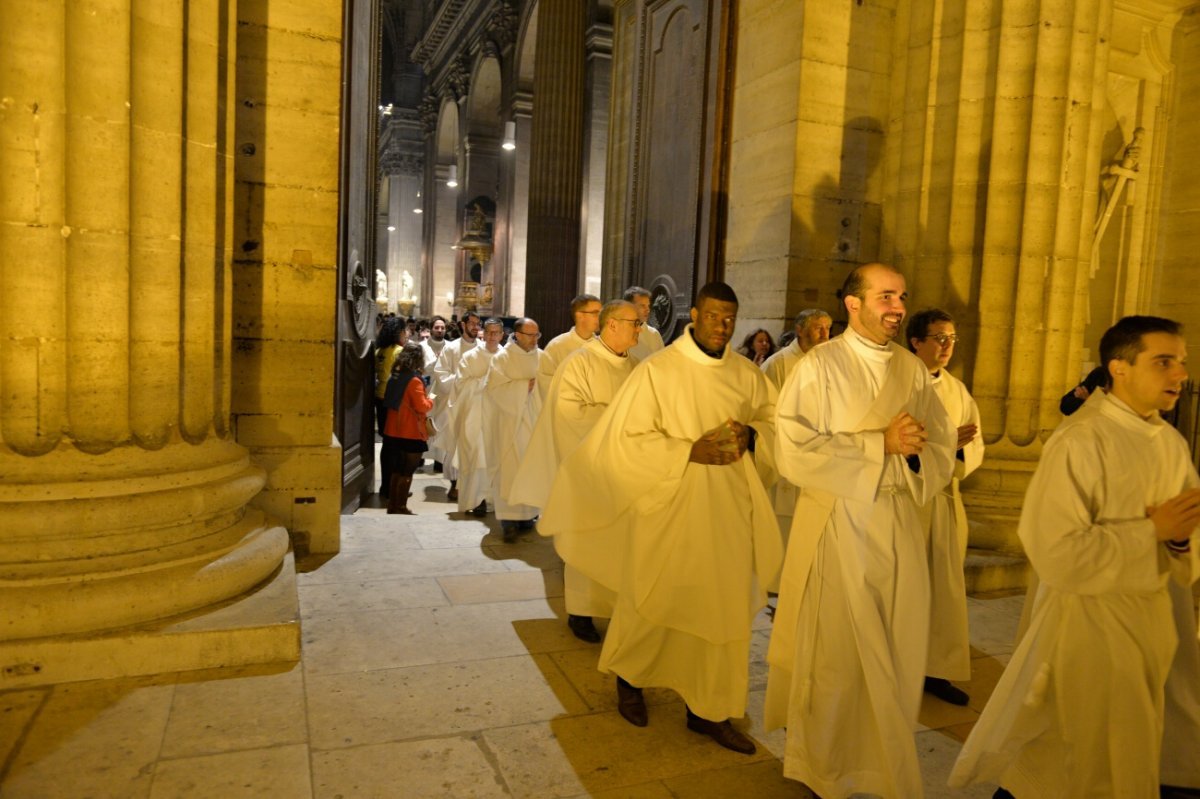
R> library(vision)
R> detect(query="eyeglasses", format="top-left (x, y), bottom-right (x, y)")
top-left (926, 333), bottom-right (959, 346)
top-left (515, 330), bottom-right (542, 340)
top-left (577, 310), bottom-right (600, 315)
top-left (613, 318), bottom-right (644, 328)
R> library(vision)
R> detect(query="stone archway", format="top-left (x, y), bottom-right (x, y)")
top-left (462, 55), bottom-right (506, 315)
top-left (430, 100), bottom-right (461, 320)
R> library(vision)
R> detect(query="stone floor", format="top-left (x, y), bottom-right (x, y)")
top-left (0, 464), bottom-right (1019, 798)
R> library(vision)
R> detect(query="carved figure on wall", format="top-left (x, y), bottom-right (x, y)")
top-left (1094, 126), bottom-right (1146, 263)
top-left (400, 270), bottom-right (414, 300)
top-left (375, 268), bottom-right (388, 300)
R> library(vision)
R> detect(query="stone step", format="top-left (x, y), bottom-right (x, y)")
top-left (964, 547), bottom-right (1030, 595)
top-left (0, 551), bottom-right (300, 689)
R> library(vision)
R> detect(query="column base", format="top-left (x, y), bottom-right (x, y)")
top-left (0, 546), bottom-right (299, 689)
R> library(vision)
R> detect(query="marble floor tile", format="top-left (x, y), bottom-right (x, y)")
top-left (411, 519), bottom-right (504, 549)
top-left (297, 545), bottom-right (511, 588)
top-left (438, 568), bottom-right (564, 605)
top-left (913, 729), bottom-right (997, 798)
top-left (299, 576), bottom-right (450, 618)
top-left (160, 664), bottom-right (308, 759)
top-left (2, 677), bottom-right (175, 799)
top-left (484, 706), bottom-right (772, 798)
top-left (662, 759), bottom-right (815, 798)
top-left (966, 600), bottom-right (1023, 657)
top-left (548, 647), bottom-right (681, 713)
top-left (335, 521), bottom-right (421, 552)
top-left (301, 596), bottom-right (590, 676)
top-left (561, 781), bottom-right (675, 799)
top-left (305, 653), bottom-right (589, 750)
top-left (149, 743), bottom-right (311, 798)
top-left (312, 735), bottom-right (509, 799)
top-left (0, 689), bottom-right (46, 771)
top-left (917, 691), bottom-right (981, 732)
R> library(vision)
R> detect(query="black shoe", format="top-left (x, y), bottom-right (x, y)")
top-left (469, 500), bottom-right (487, 517)
top-left (518, 519), bottom-right (536, 531)
top-left (501, 521), bottom-right (519, 543)
top-left (993, 789), bottom-right (1015, 799)
top-left (924, 676), bottom-right (969, 706)
top-left (616, 677), bottom-right (647, 727)
top-left (433, 461), bottom-right (443, 473)
top-left (567, 614), bottom-right (601, 643)
top-left (685, 708), bottom-right (756, 754)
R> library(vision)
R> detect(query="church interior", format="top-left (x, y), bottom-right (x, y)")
top-left (2, 0), bottom-right (1199, 795)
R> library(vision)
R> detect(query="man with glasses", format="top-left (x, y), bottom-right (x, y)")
top-left (484, 317), bottom-right (544, 541)
top-left (624, 286), bottom-right (666, 361)
top-left (512, 300), bottom-right (643, 642)
top-left (541, 282), bottom-right (782, 755)
top-left (538, 294), bottom-right (601, 400)
top-left (906, 309), bottom-right (983, 708)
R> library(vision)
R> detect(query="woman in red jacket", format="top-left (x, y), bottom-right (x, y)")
top-left (382, 342), bottom-right (433, 514)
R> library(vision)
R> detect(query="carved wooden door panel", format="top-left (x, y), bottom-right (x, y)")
top-left (609, 0), bottom-right (733, 340)
top-left (335, 0), bottom-right (381, 512)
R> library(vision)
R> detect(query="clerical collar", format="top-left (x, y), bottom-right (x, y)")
top-left (598, 337), bottom-right (628, 358)
top-left (847, 326), bottom-right (891, 351)
top-left (688, 328), bottom-right (724, 359)
top-left (1101, 390), bottom-right (1166, 431)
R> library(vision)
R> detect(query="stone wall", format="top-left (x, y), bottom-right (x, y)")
top-left (232, 1), bottom-right (343, 556)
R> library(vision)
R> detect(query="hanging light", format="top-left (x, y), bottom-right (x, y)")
top-left (387, 225), bottom-right (396, 232)
top-left (446, 164), bottom-right (458, 188)
top-left (413, 190), bottom-right (423, 214)
top-left (501, 120), bottom-right (516, 151)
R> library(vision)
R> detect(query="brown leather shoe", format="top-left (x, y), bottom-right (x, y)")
top-left (685, 709), bottom-right (756, 754)
top-left (616, 677), bottom-right (647, 727)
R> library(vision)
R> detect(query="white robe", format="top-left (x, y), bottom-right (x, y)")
top-left (430, 336), bottom-right (477, 472)
top-left (512, 338), bottom-right (636, 616)
top-left (483, 342), bottom-right (542, 521)
top-left (627, 324), bottom-right (664, 362)
top-left (759, 338), bottom-right (809, 559)
top-left (765, 331), bottom-right (955, 799)
top-left (537, 328), bottom-right (592, 401)
top-left (920, 368), bottom-right (984, 681)
top-left (540, 326), bottom-right (783, 720)
top-left (949, 391), bottom-right (1200, 798)
top-left (450, 344), bottom-right (495, 512)
top-left (760, 338), bottom-right (805, 391)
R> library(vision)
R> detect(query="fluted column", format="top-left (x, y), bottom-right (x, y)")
top-left (883, 0), bottom-right (1111, 555)
top-left (0, 0), bottom-right (287, 653)
top-left (525, 0), bottom-right (587, 337)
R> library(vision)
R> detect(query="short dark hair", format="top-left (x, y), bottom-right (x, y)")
top-left (462, 311), bottom-right (483, 325)
top-left (905, 308), bottom-right (955, 352)
top-left (839, 263), bottom-right (902, 303)
top-left (431, 315), bottom-right (447, 326)
top-left (623, 286), bottom-right (651, 302)
top-left (1100, 316), bottom-right (1183, 380)
top-left (694, 281), bottom-right (738, 308)
top-left (571, 294), bottom-right (601, 315)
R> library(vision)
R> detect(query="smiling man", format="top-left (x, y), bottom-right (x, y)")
top-left (765, 263), bottom-right (956, 798)
top-left (539, 282), bottom-right (782, 754)
top-left (951, 315), bottom-right (1200, 798)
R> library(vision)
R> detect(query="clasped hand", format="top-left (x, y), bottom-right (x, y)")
top-left (689, 418), bottom-right (749, 465)
top-left (1148, 487), bottom-right (1200, 542)
top-left (884, 412), bottom-right (927, 456)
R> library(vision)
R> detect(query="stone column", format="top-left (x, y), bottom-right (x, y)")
top-left (882, 0), bottom-right (1112, 562)
top-left (525, 0), bottom-right (587, 337)
top-left (0, 0), bottom-right (288, 675)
